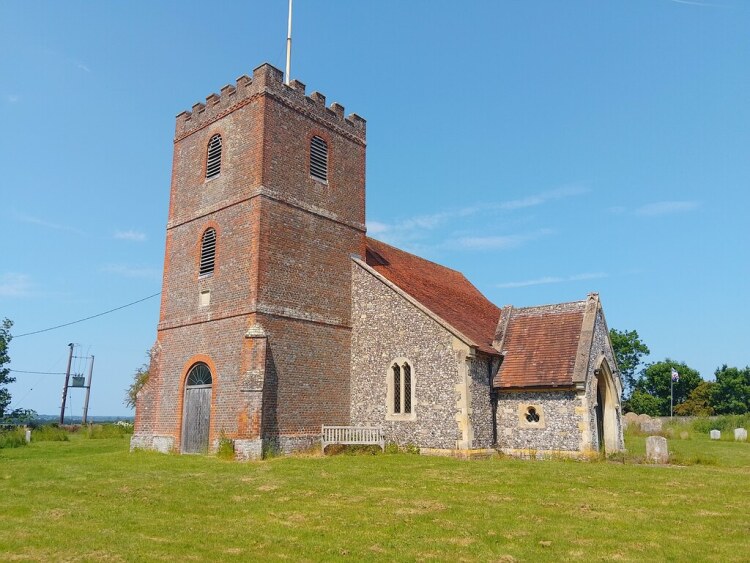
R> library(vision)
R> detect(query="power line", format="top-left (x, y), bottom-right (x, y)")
top-left (9, 369), bottom-right (66, 375)
top-left (13, 292), bottom-right (161, 338)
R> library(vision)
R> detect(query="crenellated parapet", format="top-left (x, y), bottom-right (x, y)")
top-left (175, 63), bottom-right (366, 143)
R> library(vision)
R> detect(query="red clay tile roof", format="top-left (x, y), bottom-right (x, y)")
top-left (365, 237), bottom-right (500, 355)
top-left (494, 302), bottom-right (587, 388)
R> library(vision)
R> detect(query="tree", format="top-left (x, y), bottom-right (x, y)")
top-left (674, 381), bottom-right (715, 416)
top-left (634, 359), bottom-right (702, 417)
top-left (609, 328), bottom-right (650, 397)
top-left (125, 349), bottom-right (153, 409)
top-left (0, 318), bottom-right (14, 418)
top-left (626, 389), bottom-right (662, 417)
top-left (711, 365), bottom-right (750, 415)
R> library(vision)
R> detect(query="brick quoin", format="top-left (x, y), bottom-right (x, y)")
top-left (132, 63), bottom-right (366, 456)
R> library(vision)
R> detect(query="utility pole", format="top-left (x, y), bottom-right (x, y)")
top-left (82, 355), bottom-right (94, 424)
top-left (59, 343), bottom-right (74, 425)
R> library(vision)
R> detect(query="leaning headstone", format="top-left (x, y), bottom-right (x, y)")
top-left (735, 428), bottom-right (747, 442)
top-left (641, 419), bottom-right (663, 433)
top-left (646, 436), bottom-right (669, 464)
top-left (710, 430), bottom-right (721, 440)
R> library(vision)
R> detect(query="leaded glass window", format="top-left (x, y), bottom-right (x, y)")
top-left (393, 364), bottom-right (401, 414)
top-left (389, 359), bottom-right (414, 418)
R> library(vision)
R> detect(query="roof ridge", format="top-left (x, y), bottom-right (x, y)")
top-left (512, 300), bottom-right (588, 313)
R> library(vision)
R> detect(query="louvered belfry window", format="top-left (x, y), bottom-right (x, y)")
top-left (206, 134), bottom-right (222, 179)
top-left (199, 228), bottom-right (216, 276)
top-left (310, 135), bottom-right (328, 182)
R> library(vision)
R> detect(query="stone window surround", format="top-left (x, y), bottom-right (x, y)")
top-left (517, 403), bottom-right (546, 429)
top-left (386, 357), bottom-right (416, 422)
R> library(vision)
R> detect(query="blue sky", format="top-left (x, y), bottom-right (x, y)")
top-left (1, 0), bottom-right (748, 417)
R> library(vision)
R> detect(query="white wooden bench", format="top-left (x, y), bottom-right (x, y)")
top-left (321, 425), bottom-right (385, 453)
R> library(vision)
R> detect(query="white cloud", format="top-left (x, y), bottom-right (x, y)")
top-left (13, 211), bottom-right (84, 235)
top-left (451, 229), bottom-right (554, 251)
top-left (6, 95), bottom-right (20, 103)
top-left (102, 264), bottom-right (160, 279)
top-left (497, 272), bottom-right (608, 289)
top-left (669, 0), bottom-right (725, 7)
top-left (76, 62), bottom-right (91, 73)
top-left (368, 185), bottom-right (588, 246)
top-left (114, 230), bottom-right (147, 242)
top-left (635, 201), bottom-right (700, 216)
top-left (365, 221), bottom-right (390, 235)
top-left (0, 273), bottom-right (32, 297)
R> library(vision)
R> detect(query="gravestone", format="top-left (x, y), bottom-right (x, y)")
top-left (735, 428), bottom-right (747, 442)
top-left (641, 419), bottom-right (663, 433)
top-left (623, 412), bottom-right (639, 427)
top-left (646, 436), bottom-right (669, 464)
top-left (710, 430), bottom-right (721, 440)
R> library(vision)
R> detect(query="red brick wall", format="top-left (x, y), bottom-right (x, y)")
top-left (136, 63), bottom-right (366, 452)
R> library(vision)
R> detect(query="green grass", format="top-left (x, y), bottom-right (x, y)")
top-left (0, 433), bottom-right (748, 561)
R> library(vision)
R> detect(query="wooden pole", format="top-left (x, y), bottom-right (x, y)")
top-left (82, 355), bottom-right (94, 424)
top-left (59, 343), bottom-right (74, 425)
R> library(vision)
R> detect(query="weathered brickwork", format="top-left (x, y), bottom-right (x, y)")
top-left (133, 63), bottom-right (365, 457)
top-left (497, 391), bottom-right (582, 452)
top-left (351, 261), bottom-right (475, 450)
top-left (133, 61), bottom-right (624, 461)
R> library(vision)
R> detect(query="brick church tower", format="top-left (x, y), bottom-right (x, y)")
top-left (131, 63), bottom-right (366, 458)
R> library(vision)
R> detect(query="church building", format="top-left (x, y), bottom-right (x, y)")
top-left (131, 63), bottom-right (624, 459)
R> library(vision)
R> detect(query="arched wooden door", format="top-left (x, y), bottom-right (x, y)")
top-left (181, 362), bottom-right (212, 453)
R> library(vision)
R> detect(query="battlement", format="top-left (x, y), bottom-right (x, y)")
top-left (175, 63), bottom-right (366, 142)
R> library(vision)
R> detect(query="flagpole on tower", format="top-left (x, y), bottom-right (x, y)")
top-left (285, 0), bottom-right (293, 85)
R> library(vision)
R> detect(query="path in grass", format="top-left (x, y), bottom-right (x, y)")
top-left (1, 435), bottom-right (748, 561)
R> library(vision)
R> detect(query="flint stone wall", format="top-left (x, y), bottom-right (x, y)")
top-left (497, 391), bottom-right (581, 451)
top-left (351, 262), bottom-right (468, 449)
top-left (586, 308), bottom-right (625, 452)
top-left (469, 354), bottom-right (495, 449)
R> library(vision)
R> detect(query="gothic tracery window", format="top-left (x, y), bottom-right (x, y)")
top-left (389, 360), bottom-right (414, 418)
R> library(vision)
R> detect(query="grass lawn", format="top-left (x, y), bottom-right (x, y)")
top-left (0, 431), bottom-right (748, 561)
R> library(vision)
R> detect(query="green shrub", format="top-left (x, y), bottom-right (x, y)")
top-left (32, 425), bottom-right (69, 442)
top-left (86, 424), bottom-right (131, 439)
top-left (0, 427), bottom-right (27, 449)
top-left (216, 433), bottom-right (235, 460)
top-left (692, 414), bottom-right (750, 435)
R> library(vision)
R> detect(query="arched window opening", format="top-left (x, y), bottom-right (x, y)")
top-left (199, 228), bottom-right (216, 277)
top-left (206, 134), bottom-right (222, 179)
top-left (388, 359), bottom-right (414, 419)
top-left (392, 363), bottom-right (401, 414)
top-left (310, 136), bottom-right (328, 182)
top-left (187, 362), bottom-right (213, 386)
top-left (182, 361), bottom-right (213, 454)
top-left (403, 363), bottom-right (412, 414)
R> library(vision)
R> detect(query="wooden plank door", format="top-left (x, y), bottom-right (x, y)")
top-left (182, 385), bottom-right (211, 453)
